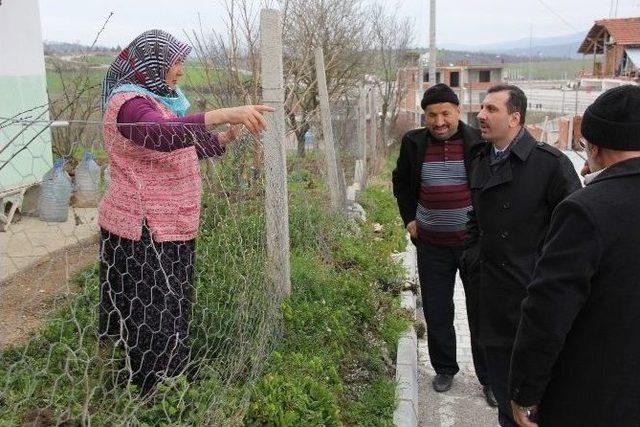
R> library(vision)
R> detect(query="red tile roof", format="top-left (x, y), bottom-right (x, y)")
top-left (578, 17), bottom-right (640, 53)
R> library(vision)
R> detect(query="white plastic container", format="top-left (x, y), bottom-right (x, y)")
top-left (74, 151), bottom-right (101, 207)
top-left (38, 158), bottom-right (73, 222)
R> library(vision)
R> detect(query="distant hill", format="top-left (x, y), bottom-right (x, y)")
top-left (435, 50), bottom-right (526, 65)
top-left (440, 31), bottom-right (586, 59)
top-left (43, 41), bottom-right (119, 55)
top-left (415, 47), bottom-right (583, 66)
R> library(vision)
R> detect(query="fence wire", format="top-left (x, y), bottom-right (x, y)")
top-left (0, 118), bottom-right (282, 425)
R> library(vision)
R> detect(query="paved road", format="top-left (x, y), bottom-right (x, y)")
top-left (403, 243), bottom-right (498, 427)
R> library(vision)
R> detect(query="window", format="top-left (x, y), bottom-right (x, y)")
top-left (424, 71), bottom-right (441, 83)
top-left (479, 70), bottom-right (491, 83)
top-left (450, 71), bottom-right (460, 87)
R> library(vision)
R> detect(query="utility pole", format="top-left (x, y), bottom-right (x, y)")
top-left (609, 0), bottom-right (614, 17)
top-left (429, 0), bottom-right (437, 85)
top-left (528, 25), bottom-right (533, 84)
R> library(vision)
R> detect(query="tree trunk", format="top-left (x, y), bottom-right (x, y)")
top-left (295, 122), bottom-right (310, 158)
top-left (380, 100), bottom-right (389, 154)
top-left (296, 131), bottom-right (306, 158)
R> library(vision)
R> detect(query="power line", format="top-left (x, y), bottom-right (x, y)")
top-left (535, 0), bottom-right (579, 32)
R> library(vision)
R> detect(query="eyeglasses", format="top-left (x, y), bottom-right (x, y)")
top-left (578, 137), bottom-right (589, 151)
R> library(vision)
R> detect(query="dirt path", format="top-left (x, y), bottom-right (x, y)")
top-left (0, 240), bottom-right (99, 350)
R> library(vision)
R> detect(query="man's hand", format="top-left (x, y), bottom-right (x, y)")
top-left (407, 220), bottom-right (418, 239)
top-left (511, 401), bottom-right (539, 427)
top-left (580, 161), bottom-right (590, 177)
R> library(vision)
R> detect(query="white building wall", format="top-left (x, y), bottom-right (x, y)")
top-left (0, 0), bottom-right (52, 193)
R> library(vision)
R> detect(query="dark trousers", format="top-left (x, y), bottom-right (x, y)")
top-left (416, 241), bottom-right (487, 385)
top-left (484, 346), bottom-right (517, 427)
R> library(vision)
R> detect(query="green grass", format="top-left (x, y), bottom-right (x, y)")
top-left (0, 153), bottom-right (411, 426)
top-left (245, 159), bottom-right (410, 426)
top-left (504, 58), bottom-right (592, 80)
top-left (84, 54), bottom-right (116, 66)
top-left (46, 70), bottom-right (104, 94)
top-left (0, 189), bottom-right (270, 425)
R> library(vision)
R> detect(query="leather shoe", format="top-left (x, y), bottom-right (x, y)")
top-left (483, 385), bottom-right (498, 407)
top-left (432, 374), bottom-right (454, 392)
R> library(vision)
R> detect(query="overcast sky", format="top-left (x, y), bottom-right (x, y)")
top-left (39, 0), bottom-right (640, 48)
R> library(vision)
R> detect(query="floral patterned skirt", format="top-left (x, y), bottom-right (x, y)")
top-left (98, 223), bottom-right (195, 392)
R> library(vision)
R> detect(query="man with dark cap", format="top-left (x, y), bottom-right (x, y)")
top-left (392, 83), bottom-right (495, 405)
top-left (508, 85), bottom-right (640, 427)
top-left (466, 84), bottom-right (581, 426)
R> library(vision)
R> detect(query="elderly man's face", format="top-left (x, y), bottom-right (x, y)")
top-left (424, 102), bottom-right (460, 140)
top-left (582, 137), bottom-right (603, 173)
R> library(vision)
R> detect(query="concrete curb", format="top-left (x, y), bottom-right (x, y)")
top-left (393, 244), bottom-right (419, 426)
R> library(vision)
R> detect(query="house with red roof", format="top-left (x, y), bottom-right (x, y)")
top-left (578, 17), bottom-right (640, 79)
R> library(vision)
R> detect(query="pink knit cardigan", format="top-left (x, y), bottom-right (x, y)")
top-left (99, 92), bottom-right (202, 242)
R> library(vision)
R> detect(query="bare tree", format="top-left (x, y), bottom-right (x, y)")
top-left (187, 0), bottom-right (275, 192)
top-left (280, 0), bottom-right (370, 157)
top-left (369, 3), bottom-right (414, 149)
top-left (48, 13), bottom-right (113, 163)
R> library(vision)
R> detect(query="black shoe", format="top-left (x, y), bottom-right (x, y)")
top-left (483, 385), bottom-right (498, 407)
top-left (432, 374), bottom-right (454, 392)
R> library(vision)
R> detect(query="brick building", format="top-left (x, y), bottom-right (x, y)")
top-left (578, 17), bottom-right (640, 79)
top-left (395, 62), bottom-right (504, 130)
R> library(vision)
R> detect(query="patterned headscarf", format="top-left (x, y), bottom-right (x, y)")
top-left (102, 29), bottom-right (191, 109)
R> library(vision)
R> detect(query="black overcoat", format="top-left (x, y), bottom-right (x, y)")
top-left (465, 129), bottom-right (581, 346)
top-left (509, 157), bottom-right (640, 427)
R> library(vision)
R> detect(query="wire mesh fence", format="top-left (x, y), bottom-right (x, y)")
top-left (0, 118), bottom-right (284, 425)
top-left (0, 92), bottom-right (383, 423)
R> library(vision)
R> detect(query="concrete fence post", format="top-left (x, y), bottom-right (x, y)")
top-left (369, 89), bottom-right (378, 172)
top-left (260, 9), bottom-right (291, 296)
top-left (357, 84), bottom-right (367, 190)
top-left (314, 47), bottom-right (345, 212)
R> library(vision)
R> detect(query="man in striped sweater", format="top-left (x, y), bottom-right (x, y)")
top-left (392, 84), bottom-right (495, 406)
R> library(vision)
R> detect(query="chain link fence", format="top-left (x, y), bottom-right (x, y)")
top-left (0, 118), bottom-right (283, 425)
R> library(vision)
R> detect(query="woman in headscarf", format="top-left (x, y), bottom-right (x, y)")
top-left (98, 29), bottom-right (273, 392)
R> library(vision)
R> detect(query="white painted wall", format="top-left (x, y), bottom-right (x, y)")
top-left (0, 0), bottom-right (47, 77)
top-left (0, 0), bottom-right (52, 193)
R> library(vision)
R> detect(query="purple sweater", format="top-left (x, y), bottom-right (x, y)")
top-left (116, 96), bottom-right (224, 159)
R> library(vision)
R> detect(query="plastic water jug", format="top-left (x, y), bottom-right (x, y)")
top-left (74, 151), bottom-right (101, 207)
top-left (102, 165), bottom-right (111, 192)
top-left (38, 158), bottom-right (73, 222)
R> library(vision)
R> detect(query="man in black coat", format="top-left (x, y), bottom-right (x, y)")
top-left (508, 85), bottom-right (640, 427)
top-left (392, 84), bottom-right (496, 405)
top-left (465, 84), bottom-right (580, 426)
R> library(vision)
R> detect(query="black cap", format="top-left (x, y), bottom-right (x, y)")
top-left (581, 85), bottom-right (640, 151)
top-left (421, 83), bottom-right (459, 110)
